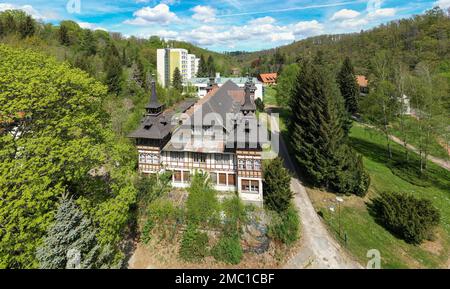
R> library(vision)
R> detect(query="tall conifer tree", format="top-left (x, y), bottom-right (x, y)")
top-left (337, 57), bottom-right (359, 115)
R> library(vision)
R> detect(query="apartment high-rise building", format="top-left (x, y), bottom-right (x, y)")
top-left (157, 48), bottom-right (197, 88)
top-left (157, 48), bottom-right (188, 87)
top-left (187, 54), bottom-right (200, 80)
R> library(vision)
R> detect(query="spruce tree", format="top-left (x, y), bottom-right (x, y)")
top-left (207, 55), bottom-right (216, 77)
top-left (19, 15), bottom-right (35, 38)
top-left (337, 57), bottom-right (359, 115)
top-left (263, 157), bottom-right (293, 213)
top-left (104, 43), bottom-right (123, 95)
top-left (172, 67), bottom-right (183, 92)
top-left (59, 25), bottom-right (70, 46)
top-left (36, 197), bottom-right (100, 269)
top-left (198, 55), bottom-right (208, 77)
top-left (131, 59), bottom-right (146, 88)
top-left (81, 29), bottom-right (97, 56)
top-left (290, 59), bottom-right (369, 196)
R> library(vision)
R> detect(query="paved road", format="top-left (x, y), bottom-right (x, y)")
top-left (274, 122), bottom-right (363, 269)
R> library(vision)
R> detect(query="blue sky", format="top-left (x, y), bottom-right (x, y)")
top-left (1, 0), bottom-right (448, 51)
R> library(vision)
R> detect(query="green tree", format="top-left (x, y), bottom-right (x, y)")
top-left (337, 57), bottom-right (359, 133)
top-left (0, 19), bottom-right (4, 37)
top-left (19, 15), bottom-right (35, 38)
top-left (198, 54), bottom-right (208, 77)
top-left (290, 59), bottom-right (369, 196)
top-left (275, 63), bottom-right (300, 108)
top-left (104, 43), bottom-right (123, 95)
top-left (207, 55), bottom-right (216, 77)
top-left (172, 67), bottom-right (183, 92)
top-left (59, 24), bottom-right (70, 46)
top-left (263, 157), bottom-right (293, 213)
top-left (36, 197), bottom-right (101, 269)
top-left (80, 29), bottom-right (97, 56)
top-left (0, 45), bottom-right (136, 268)
top-left (179, 223), bottom-right (209, 262)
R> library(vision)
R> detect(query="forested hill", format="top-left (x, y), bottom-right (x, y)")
top-left (0, 10), bottom-right (237, 80)
top-left (234, 7), bottom-right (450, 77)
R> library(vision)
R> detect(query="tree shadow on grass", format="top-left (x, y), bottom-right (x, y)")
top-left (349, 136), bottom-right (450, 193)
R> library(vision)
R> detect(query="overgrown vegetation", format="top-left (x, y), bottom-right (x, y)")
top-left (268, 205), bottom-right (300, 246)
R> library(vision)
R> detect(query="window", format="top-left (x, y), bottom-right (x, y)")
top-left (241, 180), bottom-right (250, 191)
top-left (241, 179), bottom-right (259, 193)
top-left (219, 173), bottom-right (227, 185)
top-left (215, 154), bottom-right (222, 164)
top-left (140, 153), bottom-right (159, 164)
top-left (238, 159), bottom-right (245, 169)
top-left (210, 172), bottom-right (217, 184)
top-left (228, 174), bottom-right (236, 186)
top-left (183, 171), bottom-right (190, 183)
top-left (171, 152), bottom-right (183, 162)
top-left (174, 171), bottom-right (182, 182)
top-left (193, 153), bottom-right (206, 163)
top-left (246, 159), bottom-right (253, 170)
top-left (251, 180), bottom-right (259, 192)
top-left (254, 159), bottom-right (261, 171)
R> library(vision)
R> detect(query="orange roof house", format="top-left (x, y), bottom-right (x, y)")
top-left (356, 75), bottom-right (368, 88)
top-left (259, 73), bottom-right (278, 85)
top-left (356, 75), bottom-right (369, 94)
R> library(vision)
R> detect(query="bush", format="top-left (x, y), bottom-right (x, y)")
top-left (369, 192), bottom-right (440, 244)
top-left (263, 157), bottom-right (293, 213)
top-left (211, 234), bottom-right (243, 265)
top-left (179, 223), bottom-right (209, 262)
top-left (141, 198), bottom-right (183, 242)
top-left (221, 196), bottom-right (248, 235)
top-left (330, 147), bottom-right (370, 197)
top-left (268, 205), bottom-right (300, 246)
top-left (186, 173), bottom-right (220, 226)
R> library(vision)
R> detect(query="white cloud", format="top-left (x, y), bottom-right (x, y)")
top-left (435, 0), bottom-right (450, 9)
top-left (78, 22), bottom-right (108, 31)
top-left (191, 5), bottom-right (216, 23)
top-left (124, 4), bottom-right (179, 25)
top-left (292, 20), bottom-right (324, 37)
top-left (248, 16), bottom-right (276, 25)
top-left (0, 3), bottom-right (57, 20)
top-left (330, 9), bottom-right (360, 21)
top-left (155, 29), bottom-right (179, 39)
top-left (368, 8), bottom-right (396, 19)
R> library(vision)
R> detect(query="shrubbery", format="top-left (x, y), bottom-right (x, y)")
top-left (179, 223), bottom-right (209, 262)
top-left (141, 198), bottom-right (183, 243)
top-left (268, 205), bottom-right (300, 246)
top-left (369, 192), bottom-right (440, 244)
top-left (211, 233), bottom-right (243, 265)
top-left (186, 173), bottom-right (220, 227)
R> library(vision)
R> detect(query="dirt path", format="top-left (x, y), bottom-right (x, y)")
top-left (275, 124), bottom-right (362, 269)
top-left (359, 123), bottom-right (450, 171)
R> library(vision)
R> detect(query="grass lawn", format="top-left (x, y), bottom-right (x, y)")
top-left (311, 124), bottom-right (450, 268)
top-left (275, 109), bottom-right (449, 268)
top-left (263, 86), bottom-right (278, 106)
top-left (389, 116), bottom-right (449, 160)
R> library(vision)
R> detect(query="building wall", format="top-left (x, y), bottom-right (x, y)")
top-left (156, 49), bottom-right (166, 87)
top-left (137, 149), bottom-right (264, 205)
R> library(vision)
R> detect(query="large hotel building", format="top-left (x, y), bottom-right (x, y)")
top-left (129, 77), bottom-right (265, 205)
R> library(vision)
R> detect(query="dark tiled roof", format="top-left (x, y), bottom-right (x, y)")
top-left (145, 80), bottom-right (163, 110)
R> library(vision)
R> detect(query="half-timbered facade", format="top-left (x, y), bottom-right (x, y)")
top-left (129, 76), bottom-right (265, 205)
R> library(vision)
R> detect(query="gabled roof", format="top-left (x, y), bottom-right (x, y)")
top-left (259, 73), bottom-right (277, 83)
